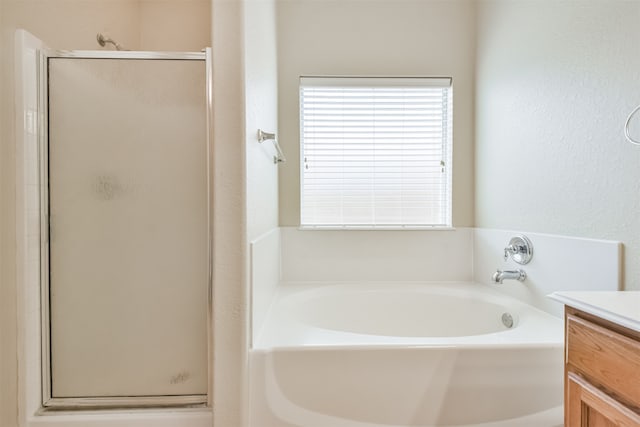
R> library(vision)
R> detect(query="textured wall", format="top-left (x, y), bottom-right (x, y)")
top-left (245, 0), bottom-right (279, 242)
top-left (276, 0), bottom-right (476, 227)
top-left (244, 0), bottom-right (280, 350)
top-left (211, 0), bottom-right (247, 425)
top-left (476, 0), bottom-right (640, 290)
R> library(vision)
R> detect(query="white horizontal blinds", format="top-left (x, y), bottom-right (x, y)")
top-left (300, 77), bottom-right (453, 227)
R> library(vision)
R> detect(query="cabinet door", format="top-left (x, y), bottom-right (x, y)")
top-left (567, 373), bottom-right (640, 427)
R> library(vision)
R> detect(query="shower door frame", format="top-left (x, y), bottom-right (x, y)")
top-left (38, 48), bottom-right (213, 410)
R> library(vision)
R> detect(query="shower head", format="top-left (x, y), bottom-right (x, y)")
top-left (96, 33), bottom-right (125, 51)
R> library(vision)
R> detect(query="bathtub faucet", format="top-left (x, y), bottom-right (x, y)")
top-left (492, 269), bottom-right (526, 284)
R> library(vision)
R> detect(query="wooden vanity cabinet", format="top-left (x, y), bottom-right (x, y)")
top-left (564, 307), bottom-right (640, 427)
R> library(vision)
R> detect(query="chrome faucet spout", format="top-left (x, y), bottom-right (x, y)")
top-left (492, 269), bottom-right (526, 284)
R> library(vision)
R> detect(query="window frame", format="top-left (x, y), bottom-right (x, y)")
top-left (298, 76), bottom-right (454, 230)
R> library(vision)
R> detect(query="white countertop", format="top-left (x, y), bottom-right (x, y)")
top-left (549, 291), bottom-right (640, 333)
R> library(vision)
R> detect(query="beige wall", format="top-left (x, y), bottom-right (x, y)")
top-left (276, 0), bottom-right (477, 227)
top-left (476, 0), bottom-right (640, 290)
top-left (2, 0), bottom-right (210, 52)
top-left (1, 2), bottom-right (17, 426)
top-left (211, 0), bottom-right (247, 425)
top-left (1, 2), bottom-right (19, 426)
top-left (211, 0), bottom-right (280, 421)
top-left (245, 0), bottom-right (279, 242)
top-left (244, 0), bottom-right (280, 351)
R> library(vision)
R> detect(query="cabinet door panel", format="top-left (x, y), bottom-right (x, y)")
top-left (587, 408), bottom-right (619, 427)
top-left (567, 373), bottom-right (640, 427)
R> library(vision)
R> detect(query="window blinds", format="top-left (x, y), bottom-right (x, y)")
top-left (300, 77), bottom-right (453, 228)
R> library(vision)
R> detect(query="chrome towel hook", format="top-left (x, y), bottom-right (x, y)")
top-left (258, 129), bottom-right (286, 164)
top-left (624, 104), bottom-right (640, 145)
top-left (258, 130), bottom-right (276, 142)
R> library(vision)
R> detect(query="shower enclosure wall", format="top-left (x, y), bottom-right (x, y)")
top-left (17, 30), bottom-right (213, 416)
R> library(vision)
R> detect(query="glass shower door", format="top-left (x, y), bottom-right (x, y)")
top-left (46, 55), bottom-right (209, 406)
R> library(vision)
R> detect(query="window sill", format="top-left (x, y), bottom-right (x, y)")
top-left (298, 225), bottom-right (456, 231)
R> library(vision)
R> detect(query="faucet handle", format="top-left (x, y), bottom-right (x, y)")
top-left (504, 245), bottom-right (516, 261)
top-left (502, 235), bottom-right (533, 265)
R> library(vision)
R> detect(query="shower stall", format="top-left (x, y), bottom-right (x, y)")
top-left (17, 30), bottom-right (213, 414)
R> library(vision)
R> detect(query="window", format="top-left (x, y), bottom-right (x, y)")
top-left (300, 76), bottom-right (453, 228)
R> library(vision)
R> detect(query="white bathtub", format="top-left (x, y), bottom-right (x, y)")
top-left (249, 283), bottom-right (564, 427)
